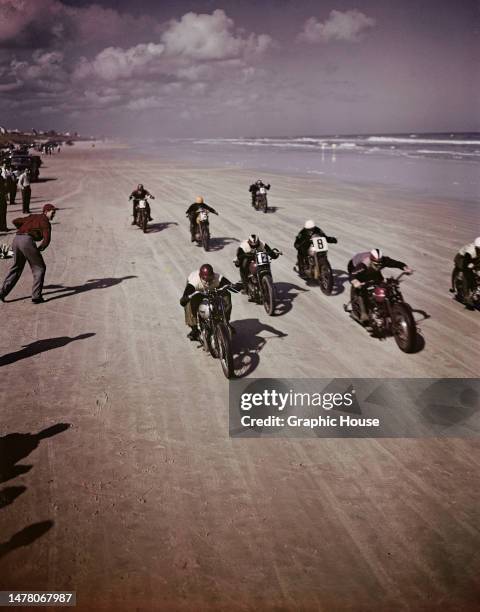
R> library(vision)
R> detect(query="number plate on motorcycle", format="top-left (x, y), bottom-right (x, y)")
top-left (256, 251), bottom-right (269, 265)
top-left (199, 210), bottom-right (208, 221)
top-left (138, 200), bottom-right (146, 209)
top-left (310, 236), bottom-right (328, 252)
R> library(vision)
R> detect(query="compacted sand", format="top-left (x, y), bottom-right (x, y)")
top-left (0, 144), bottom-right (479, 611)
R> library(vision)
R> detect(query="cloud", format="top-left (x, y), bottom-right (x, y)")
top-left (0, 0), bottom-right (154, 48)
top-left (74, 43), bottom-right (165, 81)
top-left (298, 9), bottom-right (376, 44)
top-left (160, 9), bottom-right (273, 61)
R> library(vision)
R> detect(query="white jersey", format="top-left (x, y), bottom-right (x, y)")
top-left (187, 270), bottom-right (223, 291)
top-left (458, 243), bottom-right (477, 259)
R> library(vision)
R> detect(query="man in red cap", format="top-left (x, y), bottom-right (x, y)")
top-left (0, 203), bottom-right (57, 304)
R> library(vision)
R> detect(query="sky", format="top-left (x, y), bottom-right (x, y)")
top-left (0, 0), bottom-right (478, 138)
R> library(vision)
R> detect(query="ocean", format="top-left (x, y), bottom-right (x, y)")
top-left (136, 133), bottom-right (480, 202)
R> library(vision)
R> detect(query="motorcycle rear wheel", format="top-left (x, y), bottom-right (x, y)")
top-left (201, 224), bottom-right (209, 251)
top-left (391, 303), bottom-right (416, 353)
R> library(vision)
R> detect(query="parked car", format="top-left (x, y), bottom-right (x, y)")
top-left (9, 154), bottom-right (42, 180)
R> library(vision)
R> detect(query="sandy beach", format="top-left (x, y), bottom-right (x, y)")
top-left (1, 144), bottom-right (479, 610)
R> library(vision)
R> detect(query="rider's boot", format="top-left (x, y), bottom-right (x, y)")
top-left (187, 326), bottom-right (200, 341)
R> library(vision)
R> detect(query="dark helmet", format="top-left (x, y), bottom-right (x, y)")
top-left (256, 179), bottom-right (262, 185)
top-left (137, 183), bottom-right (143, 190)
top-left (474, 237), bottom-right (480, 255)
top-left (199, 263), bottom-right (214, 282)
top-left (248, 234), bottom-right (260, 248)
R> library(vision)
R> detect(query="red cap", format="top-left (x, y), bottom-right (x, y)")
top-left (43, 203), bottom-right (57, 213)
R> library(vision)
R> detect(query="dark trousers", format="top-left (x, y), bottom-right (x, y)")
top-left (453, 254), bottom-right (475, 296)
top-left (1, 234), bottom-right (46, 300)
top-left (9, 184), bottom-right (17, 205)
top-left (22, 186), bottom-right (31, 213)
top-left (0, 194), bottom-right (7, 230)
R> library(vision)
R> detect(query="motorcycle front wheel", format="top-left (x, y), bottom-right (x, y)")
top-left (215, 324), bottom-right (234, 379)
top-left (391, 303), bottom-right (416, 353)
top-left (261, 275), bottom-right (275, 315)
top-left (318, 258), bottom-right (333, 295)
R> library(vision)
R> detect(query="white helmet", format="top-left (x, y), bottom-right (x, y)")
top-left (474, 237), bottom-right (480, 248)
top-left (248, 234), bottom-right (260, 248)
top-left (304, 220), bottom-right (315, 230)
top-left (370, 248), bottom-right (383, 262)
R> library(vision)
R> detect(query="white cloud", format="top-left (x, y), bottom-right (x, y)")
top-left (298, 10), bottom-right (376, 44)
top-left (161, 9), bottom-right (272, 61)
top-left (75, 43), bottom-right (165, 81)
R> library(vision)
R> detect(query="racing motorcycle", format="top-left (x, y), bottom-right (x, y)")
top-left (299, 234), bottom-right (334, 295)
top-left (194, 207), bottom-right (211, 251)
top-left (135, 194), bottom-right (153, 233)
top-left (254, 187), bottom-right (268, 213)
top-left (345, 271), bottom-right (417, 353)
top-left (193, 285), bottom-right (237, 378)
top-left (240, 249), bottom-right (282, 316)
top-left (451, 265), bottom-right (480, 309)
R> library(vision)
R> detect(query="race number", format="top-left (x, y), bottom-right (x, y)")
top-left (310, 236), bottom-right (328, 252)
top-left (259, 187), bottom-right (266, 195)
top-left (198, 210), bottom-right (208, 221)
top-left (256, 251), bottom-right (269, 265)
top-left (137, 200), bottom-right (146, 209)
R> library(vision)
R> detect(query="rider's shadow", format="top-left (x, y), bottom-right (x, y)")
top-left (274, 282), bottom-right (309, 316)
top-left (147, 221), bottom-right (179, 233)
top-left (208, 237), bottom-right (240, 252)
top-left (331, 269), bottom-right (350, 296)
top-left (231, 318), bottom-right (288, 378)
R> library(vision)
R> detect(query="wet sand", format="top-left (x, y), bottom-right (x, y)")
top-left (0, 145), bottom-right (479, 611)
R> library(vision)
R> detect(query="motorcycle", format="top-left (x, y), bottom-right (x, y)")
top-left (345, 271), bottom-right (417, 353)
top-left (192, 285), bottom-right (237, 379)
top-left (254, 187), bottom-right (268, 213)
top-left (451, 266), bottom-right (480, 308)
top-left (194, 207), bottom-right (211, 251)
top-left (299, 234), bottom-right (334, 295)
top-left (135, 194), bottom-right (152, 233)
top-left (240, 249), bottom-right (282, 316)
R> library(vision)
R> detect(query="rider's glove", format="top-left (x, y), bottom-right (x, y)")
top-left (180, 296), bottom-right (189, 307)
top-left (233, 259), bottom-right (240, 268)
top-left (351, 279), bottom-right (362, 289)
top-left (468, 263), bottom-right (474, 269)
top-left (330, 237), bottom-right (338, 244)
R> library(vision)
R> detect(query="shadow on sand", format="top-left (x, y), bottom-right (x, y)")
top-left (273, 282), bottom-right (309, 316)
top-left (0, 333), bottom-right (95, 367)
top-left (146, 221), bottom-right (179, 233)
top-left (231, 318), bottom-right (287, 378)
top-left (0, 423), bottom-right (70, 559)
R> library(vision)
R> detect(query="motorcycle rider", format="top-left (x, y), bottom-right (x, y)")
top-left (185, 196), bottom-right (218, 242)
top-left (249, 179), bottom-right (270, 207)
top-left (348, 249), bottom-right (413, 322)
top-left (129, 184), bottom-right (154, 225)
top-left (451, 237), bottom-right (480, 307)
top-left (179, 263), bottom-right (235, 341)
top-left (234, 234), bottom-right (280, 291)
top-left (294, 220), bottom-right (337, 274)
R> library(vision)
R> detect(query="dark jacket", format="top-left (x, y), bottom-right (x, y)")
top-left (349, 256), bottom-right (406, 284)
top-left (130, 188), bottom-right (152, 201)
top-left (186, 202), bottom-right (217, 217)
top-left (294, 227), bottom-right (337, 250)
top-left (249, 182), bottom-right (270, 194)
